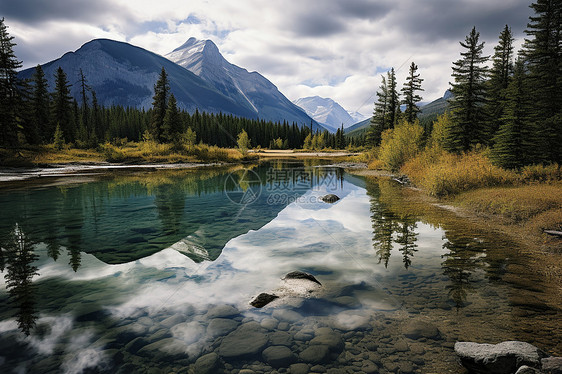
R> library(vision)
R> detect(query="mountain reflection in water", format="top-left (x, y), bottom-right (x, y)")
top-left (0, 162), bottom-right (559, 373)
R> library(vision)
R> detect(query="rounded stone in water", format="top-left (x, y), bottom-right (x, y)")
top-left (320, 194), bottom-right (340, 203)
top-left (250, 293), bottom-right (279, 308)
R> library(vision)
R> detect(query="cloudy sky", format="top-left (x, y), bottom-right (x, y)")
top-left (2, 0), bottom-right (532, 116)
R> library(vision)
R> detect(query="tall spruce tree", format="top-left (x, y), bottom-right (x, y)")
top-left (490, 58), bottom-right (538, 168)
top-left (486, 25), bottom-right (515, 138)
top-left (77, 69), bottom-right (90, 145)
top-left (401, 62), bottom-right (424, 123)
top-left (51, 67), bottom-right (74, 143)
top-left (387, 68), bottom-right (400, 129)
top-left (162, 93), bottom-right (181, 142)
top-left (522, 0), bottom-right (562, 163)
top-left (0, 18), bottom-right (22, 147)
top-left (31, 65), bottom-right (51, 143)
top-left (368, 74), bottom-right (388, 146)
top-left (150, 67), bottom-right (170, 142)
top-left (490, 26), bottom-right (515, 91)
top-left (335, 124), bottom-right (345, 149)
top-left (368, 69), bottom-right (399, 146)
top-left (447, 27), bottom-right (489, 152)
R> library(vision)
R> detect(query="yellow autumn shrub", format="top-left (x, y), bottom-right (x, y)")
top-left (378, 120), bottom-right (424, 171)
top-left (402, 149), bottom-right (517, 196)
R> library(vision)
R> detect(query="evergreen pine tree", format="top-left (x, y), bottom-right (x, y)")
top-left (0, 18), bottom-right (23, 147)
top-left (72, 99), bottom-right (79, 140)
top-left (77, 69), bottom-right (90, 145)
top-left (150, 67), bottom-right (170, 142)
top-left (401, 62), bottom-right (424, 123)
top-left (447, 27), bottom-right (489, 152)
top-left (387, 68), bottom-right (400, 129)
top-left (490, 58), bottom-right (533, 168)
top-left (486, 25), bottom-right (515, 138)
top-left (162, 93), bottom-right (181, 142)
top-left (522, 0), bottom-right (562, 163)
top-left (51, 67), bottom-right (74, 143)
top-left (368, 74), bottom-right (388, 146)
top-left (31, 65), bottom-right (51, 143)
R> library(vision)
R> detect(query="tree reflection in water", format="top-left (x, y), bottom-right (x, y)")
top-left (396, 220), bottom-right (418, 269)
top-left (441, 233), bottom-right (486, 309)
top-left (365, 177), bottom-right (492, 309)
top-left (367, 180), bottom-right (418, 269)
top-left (1, 224), bottom-right (39, 335)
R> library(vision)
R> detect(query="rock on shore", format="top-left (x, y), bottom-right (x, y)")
top-left (454, 341), bottom-right (556, 374)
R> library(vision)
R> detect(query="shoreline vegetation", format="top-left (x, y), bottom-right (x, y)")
top-left (0, 143), bottom-right (361, 167)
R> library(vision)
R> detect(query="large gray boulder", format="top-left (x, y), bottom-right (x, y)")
top-left (455, 341), bottom-right (547, 374)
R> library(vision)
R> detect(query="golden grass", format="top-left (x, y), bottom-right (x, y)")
top-left (26, 146), bottom-right (104, 164)
top-left (454, 183), bottom-right (562, 253)
top-left (401, 149), bottom-right (517, 197)
top-left (0, 142), bottom-right (255, 166)
top-left (455, 183), bottom-right (562, 222)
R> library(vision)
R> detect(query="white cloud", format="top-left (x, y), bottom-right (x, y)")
top-left (4, 0), bottom-right (531, 116)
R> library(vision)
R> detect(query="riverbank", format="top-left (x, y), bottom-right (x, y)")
top-left (0, 144), bottom-right (252, 166)
top-left (0, 146), bottom-right (361, 167)
top-left (0, 162), bottom-right (224, 183)
top-left (350, 166), bottom-right (561, 246)
top-left (345, 165), bottom-right (562, 295)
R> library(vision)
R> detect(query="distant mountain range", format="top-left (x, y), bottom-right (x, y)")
top-left (293, 96), bottom-right (367, 131)
top-left (18, 38), bottom-right (325, 131)
top-left (344, 90), bottom-right (452, 137)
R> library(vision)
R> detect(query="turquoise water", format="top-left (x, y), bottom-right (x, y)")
top-left (0, 162), bottom-right (559, 373)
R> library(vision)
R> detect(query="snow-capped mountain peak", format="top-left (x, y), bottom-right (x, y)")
top-left (166, 38), bottom-right (225, 75)
top-left (293, 96), bottom-right (360, 130)
top-left (166, 37), bottom-right (324, 130)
